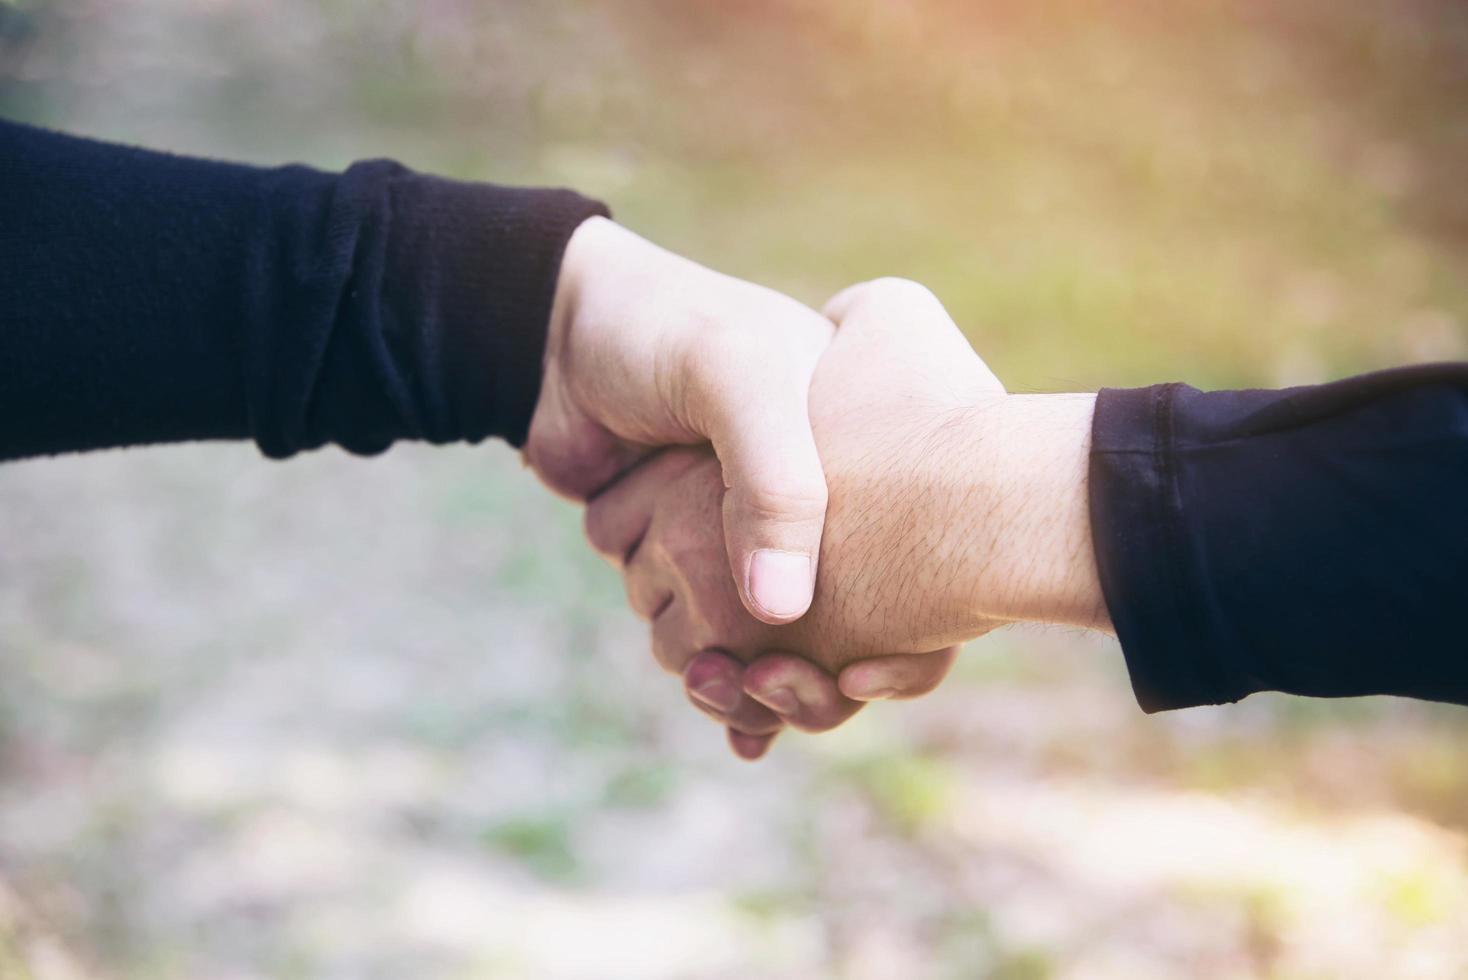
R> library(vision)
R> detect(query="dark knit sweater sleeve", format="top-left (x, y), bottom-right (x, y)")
top-left (1089, 363), bottom-right (1468, 713)
top-left (0, 119), bottom-right (608, 460)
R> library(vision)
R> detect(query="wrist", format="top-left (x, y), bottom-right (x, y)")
top-left (546, 215), bottom-right (614, 365)
top-left (964, 393), bottom-right (1111, 632)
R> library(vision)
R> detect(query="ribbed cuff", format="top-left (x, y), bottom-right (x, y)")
top-left (383, 172), bottom-right (609, 448)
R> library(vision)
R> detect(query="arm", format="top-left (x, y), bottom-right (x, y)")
top-left (589, 280), bottom-right (1468, 749)
top-left (0, 120), bottom-right (858, 628)
top-left (1092, 364), bottom-right (1468, 710)
top-left (0, 119), bottom-right (604, 460)
top-left (1, 122), bottom-right (949, 753)
top-left (817, 360), bottom-right (1468, 713)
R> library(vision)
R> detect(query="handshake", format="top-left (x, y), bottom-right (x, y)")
top-left (526, 218), bottom-right (1113, 758)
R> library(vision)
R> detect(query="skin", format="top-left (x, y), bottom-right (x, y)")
top-left (585, 279), bottom-right (1112, 755)
top-left (525, 223), bottom-right (953, 755)
top-left (526, 215), bottom-right (831, 624)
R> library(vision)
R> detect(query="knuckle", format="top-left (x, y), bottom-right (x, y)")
top-left (582, 504), bottom-right (621, 560)
top-left (684, 649), bottom-right (739, 689)
top-left (739, 479), bottom-right (829, 524)
top-left (846, 277), bottom-right (939, 319)
top-left (527, 445), bottom-right (594, 502)
top-left (624, 582), bottom-right (650, 620)
top-left (651, 630), bottom-right (694, 676)
top-left (524, 412), bottom-right (623, 504)
top-left (625, 579), bottom-right (668, 621)
top-left (880, 662), bottom-right (944, 699)
top-left (687, 599), bottom-right (767, 655)
top-left (657, 515), bottom-right (720, 571)
top-left (893, 674), bottom-right (944, 699)
top-left (869, 276), bottom-right (935, 302)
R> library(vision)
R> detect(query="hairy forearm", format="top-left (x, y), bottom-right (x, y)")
top-left (964, 393), bottom-right (1112, 633)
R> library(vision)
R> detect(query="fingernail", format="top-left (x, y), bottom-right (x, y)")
top-left (850, 686), bottom-right (898, 702)
top-left (748, 550), bottom-right (814, 620)
top-left (753, 686), bottom-right (799, 716)
top-left (691, 677), bottom-right (741, 713)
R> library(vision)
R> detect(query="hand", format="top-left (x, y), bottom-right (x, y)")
top-left (581, 441), bottom-right (959, 759)
top-left (585, 279), bottom-right (1109, 751)
top-left (527, 217), bottom-right (831, 624)
top-left (678, 647), bottom-right (958, 760)
top-left (531, 226), bottom-right (949, 757)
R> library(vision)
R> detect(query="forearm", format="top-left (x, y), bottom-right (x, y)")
top-left (958, 367), bottom-right (1468, 713)
top-left (0, 120), bottom-right (605, 461)
top-left (971, 393), bottom-right (1112, 632)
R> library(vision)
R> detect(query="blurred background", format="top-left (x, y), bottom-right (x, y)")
top-left (3, 0), bottom-right (1468, 977)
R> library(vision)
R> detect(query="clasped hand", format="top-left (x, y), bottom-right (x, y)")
top-left (525, 218), bottom-right (1107, 759)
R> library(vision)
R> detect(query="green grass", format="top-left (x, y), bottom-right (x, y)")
top-left (480, 810), bottom-right (583, 882)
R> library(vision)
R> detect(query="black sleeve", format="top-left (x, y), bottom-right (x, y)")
top-left (0, 119), bottom-right (608, 461)
top-left (1089, 363), bottom-right (1468, 712)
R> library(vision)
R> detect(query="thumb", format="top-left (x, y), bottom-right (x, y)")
top-left (705, 356), bottom-right (829, 626)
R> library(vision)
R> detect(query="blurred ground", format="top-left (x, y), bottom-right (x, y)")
top-left (3, 1), bottom-right (1468, 977)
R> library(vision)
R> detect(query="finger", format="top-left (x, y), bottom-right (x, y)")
top-left (583, 448), bottom-right (704, 565)
top-left (728, 728), bottom-right (776, 761)
top-left (837, 647), bottom-right (960, 702)
top-left (697, 335), bottom-right (830, 626)
top-left (647, 600), bottom-right (696, 673)
top-left (684, 649), bottom-right (747, 714)
top-left (742, 652), bottom-right (863, 733)
top-left (619, 491), bottom-right (696, 624)
top-left (687, 688), bottom-right (783, 736)
top-left (683, 650), bottom-right (786, 735)
top-left (624, 552), bottom-right (673, 624)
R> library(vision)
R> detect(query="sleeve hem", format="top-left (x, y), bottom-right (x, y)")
top-left (1089, 384), bottom-right (1240, 713)
top-left (386, 173), bottom-right (610, 448)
